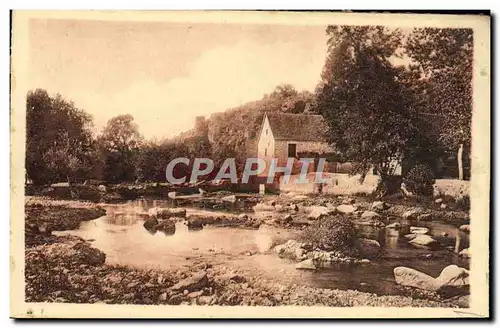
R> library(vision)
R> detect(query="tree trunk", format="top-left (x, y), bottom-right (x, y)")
top-left (457, 143), bottom-right (464, 180)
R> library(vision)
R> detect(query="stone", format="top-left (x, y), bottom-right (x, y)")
top-left (158, 292), bottom-right (168, 301)
top-left (361, 211), bottom-right (380, 220)
top-left (187, 290), bottom-right (204, 298)
top-left (440, 204), bottom-right (447, 209)
top-left (274, 240), bottom-right (306, 261)
top-left (402, 208), bottom-right (424, 220)
top-left (266, 200), bottom-right (277, 206)
top-left (295, 259), bottom-right (316, 270)
top-left (238, 213), bottom-right (248, 220)
top-left (417, 213), bottom-right (433, 221)
top-left (282, 214), bottom-right (293, 223)
top-left (336, 204), bottom-right (356, 214)
top-left (356, 238), bottom-right (381, 259)
top-left (290, 204), bottom-right (299, 212)
top-left (148, 207), bottom-right (186, 219)
top-left (459, 248), bottom-right (470, 258)
top-left (434, 198), bottom-right (443, 204)
top-left (167, 191), bottom-right (177, 199)
top-left (307, 206), bottom-right (331, 220)
top-left (371, 201), bottom-right (388, 211)
top-left (274, 204), bottom-right (285, 212)
top-left (393, 267), bottom-right (440, 291)
top-left (459, 224), bottom-right (470, 233)
top-left (386, 222), bottom-right (401, 229)
top-left (170, 272), bottom-right (208, 292)
top-left (97, 185), bottom-right (107, 193)
top-left (253, 203), bottom-right (275, 212)
top-left (410, 226), bottom-right (429, 235)
top-left (436, 265), bottom-right (469, 288)
top-left (221, 195), bottom-right (237, 203)
top-left (342, 197), bottom-right (355, 205)
top-left (408, 234), bottom-right (437, 248)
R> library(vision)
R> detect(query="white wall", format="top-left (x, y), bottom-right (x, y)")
top-left (257, 115), bottom-right (275, 159)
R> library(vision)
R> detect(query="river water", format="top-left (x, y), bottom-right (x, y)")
top-left (56, 198), bottom-right (469, 296)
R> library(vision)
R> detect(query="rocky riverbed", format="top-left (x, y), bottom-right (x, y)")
top-left (24, 194), bottom-right (470, 307)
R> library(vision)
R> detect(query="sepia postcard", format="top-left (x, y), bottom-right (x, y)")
top-left (10, 10), bottom-right (490, 319)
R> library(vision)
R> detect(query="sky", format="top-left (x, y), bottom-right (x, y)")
top-left (28, 19), bottom-right (329, 139)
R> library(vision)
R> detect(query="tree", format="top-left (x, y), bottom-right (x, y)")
top-left (316, 26), bottom-right (420, 187)
top-left (26, 89), bottom-right (97, 184)
top-left (98, 114), bottom-right (143, 183)
top-left (406, 28), bottom-right (473, 180)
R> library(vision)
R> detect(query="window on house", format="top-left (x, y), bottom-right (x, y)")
top-left (288, 143), bottom-right (297, 157)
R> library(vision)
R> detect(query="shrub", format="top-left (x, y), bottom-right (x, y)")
top-left (299, 214), bottom-right (357, 252)
top-left (405, 164), bottom-right (436, 196)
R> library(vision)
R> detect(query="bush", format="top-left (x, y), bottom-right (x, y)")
top-left (405, 164), bottom-right (436, 196)
top-left (299, 214), bottom-right (357, 252)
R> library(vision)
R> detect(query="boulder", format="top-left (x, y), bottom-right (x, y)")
top-left (371, 201), bottom-right (388, 211)
top-left (307, 206), bottom-right (331, 220)
top-left (97, 185), bottom-right (107, 193)
top-left (342, 197), bottom-right (355, 205)
top-left (274, 240), bottom-right (308, 261)
top-left (356, 238), bottom-right (381, 259)
top-left (408, 234), bottom-right (437, 248)
top-left (361, 211), bottom-right (380, 220)
top-left (295, 259), bottom-right (316, 270)
top-left (143, 217), bottom-right (159, 230)
top-left (156, 220), bottom-right (176, 234)
top-left (402, 208), bottom-right (424, 220)
top-left (459, 224), bottom-right (470, 233)
top-left (436, 265), bottom-right (469, 288)
top-left (221, 195), bottom-right (237, 203)
top-left (393, 267), bottom-right (440, 291)
top-left (170, 272), bottom-right (208, 292)
top-left (386, 222), bottom-right (401, 229)
top-left (336, 204), bottom-right (356, 214)
top-left (410, 226), bottom-right (429, 235)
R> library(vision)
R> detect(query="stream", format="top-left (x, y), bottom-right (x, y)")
top-left (55, 198), bottom-right (470, 296)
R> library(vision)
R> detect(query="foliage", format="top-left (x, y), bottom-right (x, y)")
top-left (316, 26), bottom-right (421, 184)
top-left (405, 164), bottom-right (436, 196)
top-left (300, 214), bottom-right (357, 252)
top-left (98, 114), bottom-right (143, 183)
top-left (26, 89), bottom-right (98, 184)
top-left (405, 28), bottom-right (473, 151)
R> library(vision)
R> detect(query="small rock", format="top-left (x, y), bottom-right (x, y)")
top-left (434, 198), bottom-right (443, 204)
top-left (410, 226), bottom-right (429, 235)
top-left (440, 204), bottom-right (447, 209)
top-left (158, 292), bottom-right (168, 301)
top-left (409, 234), bottom-right (437, 248)
top-left (307, 206), bottom-right (331, 220)
top-left (371, 201), bottom-right (388, 211)
top-left (356, 238), bottom-right (381, 259)
top-left (170, 272), bottom-right (208, 292)
top-left (394, 266), bottom-right (440, 291)
top-left (386, 222), bottom-right (401, 229)
top-left (221, 195), bottom-right (237, 203)
top-left (361, 211), bottom-right (380, 220)
top-left (459, 224), bottom-right (470, 233)
top-left (167, 191), bottom-right (177, 199)
top-left (402, 208), bottom-right (424, 220)
top-left (187, 290), bottom-right (204, 298)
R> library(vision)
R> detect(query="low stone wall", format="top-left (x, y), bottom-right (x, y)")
top-left (279, 173), bottom-right (380, 195)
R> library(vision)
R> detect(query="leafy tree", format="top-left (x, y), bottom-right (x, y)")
top-left (316, 26), bottom-right (420, 187)
top-left (405, 28), bottom-right (473, 180)
top-left (98, 114), bottom-right (143, 183)
top-left (26, 89), bottom-right (97, 184)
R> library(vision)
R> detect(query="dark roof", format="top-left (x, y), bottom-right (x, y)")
top-left (265, 112), bottom-right (329, 142)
